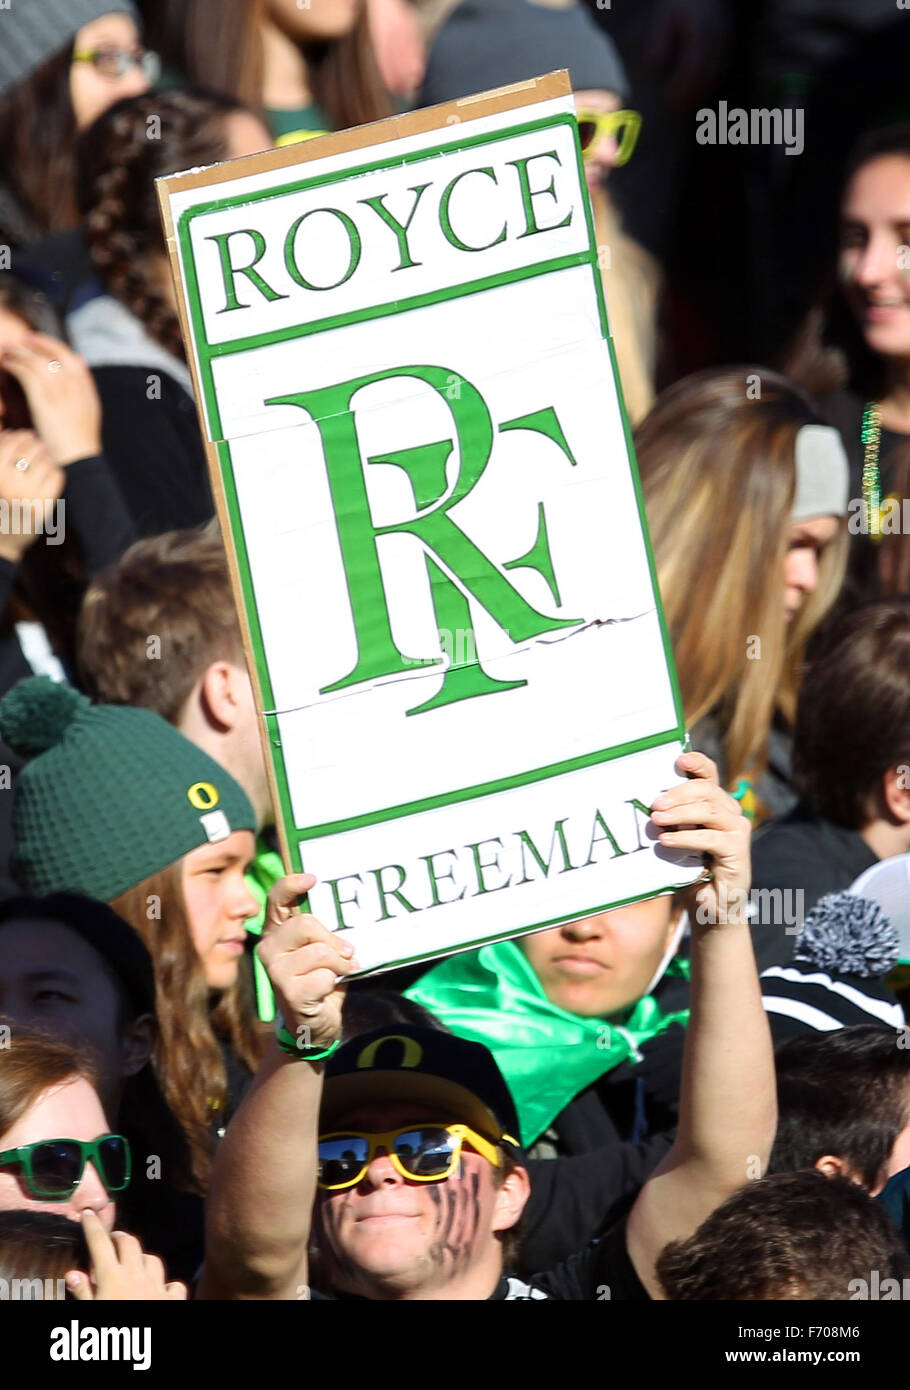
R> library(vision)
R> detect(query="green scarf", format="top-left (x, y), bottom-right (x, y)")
top-left (405, 940), bottom-right (690, 1147)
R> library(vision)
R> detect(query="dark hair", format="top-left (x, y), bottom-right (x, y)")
top-left (768, 1026), bottom-right (910, 1191)
top-left (792, 599), bottom-right (910, 827)
top-left (658, 1170), bottom-right (910, 1299)
top-left (787, 126), bottom-right (910, 399)
top-left (77, 86), bottom-right (252, 358)
top-left (0, 1211), bottom-right (88, 1298)
top-left (0, 893), bottom-right (155, 1026)
top-left (877, 450), bottom-right (910, 597)
top-left (0, 46), bottom-right (79, 241)
top-left (340, 989), bottom-right (451, 1042)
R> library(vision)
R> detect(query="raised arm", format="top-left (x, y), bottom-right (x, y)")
top-left (197, 874), bottom-right (357, 1300)
top-left (626, 752), bottom-right (777, 1297)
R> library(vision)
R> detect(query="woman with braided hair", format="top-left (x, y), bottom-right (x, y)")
top-left (68, 88), bottom-right (271, 536)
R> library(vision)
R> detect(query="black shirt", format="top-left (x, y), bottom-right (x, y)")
top-left (749, 801), bottom-right (877, 971)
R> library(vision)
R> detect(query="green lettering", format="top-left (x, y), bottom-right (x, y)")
top-left (468, 837), bottom-right (512, 895)
top-left (439, 167), bottom-right (507, 252)
top-left (359, 184), bottom-right (430, 270)
top-left (583, 811), bottom-right (626, 866)
top-left (421, 849), bottom-right (467, 907)
top-left (206, 228), bottom-right (288, 312)
top-left (507, 151), bottom-right (573, 238)
top-left (284, 208), bottom-right (362, 291)
top-left (371, 864), bottom-right (418, 920)
top-left (516, 818), bottom-right (576, 884)
top-left (327, 873), bottom-right (363, 930)
top-left (624, 798), bottom-right (654, 852)
top-left (266, 366), bottom-right (581, 714)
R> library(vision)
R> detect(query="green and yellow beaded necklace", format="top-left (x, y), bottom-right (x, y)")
top-left (861, 401), bottom-right (883, 540)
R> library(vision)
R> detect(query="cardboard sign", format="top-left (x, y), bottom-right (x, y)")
top-left (158, 72), bottom-right (703, 974)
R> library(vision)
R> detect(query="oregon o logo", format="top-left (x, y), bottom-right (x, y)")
top-left (356, 1034), bottom-right (423, 1070)
top-left (187, 781), bottom-right (219, 810)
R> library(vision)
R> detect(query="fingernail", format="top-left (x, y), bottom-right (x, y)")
top-left (653, 794), bottom-right (669, 809)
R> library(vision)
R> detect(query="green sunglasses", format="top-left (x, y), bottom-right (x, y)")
top-left (0, 1134), bottom-right (131, 1201)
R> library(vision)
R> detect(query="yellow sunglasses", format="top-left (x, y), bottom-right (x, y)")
top-left (576, 108), bottom-right (642, 166)
top-left (317, 1123), bottom-right (505, 1191)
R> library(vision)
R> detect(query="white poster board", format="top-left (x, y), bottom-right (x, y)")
top-left (159, 73), bottom-right (703, 973)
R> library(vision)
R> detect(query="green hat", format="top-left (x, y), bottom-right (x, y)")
top-left (0, 677), bottom-right (257, 901)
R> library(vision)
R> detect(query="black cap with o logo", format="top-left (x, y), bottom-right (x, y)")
top-left (321, 1025), bottom-right (523, 1148)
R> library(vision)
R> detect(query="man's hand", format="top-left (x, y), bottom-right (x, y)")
top-left (0, 332), bottom-right (102, 466)
top-left (649, 750), bottom-right (750, 926)
top-left (0, 429), bottom-right (65, 563)
top-left (65, 1211), bottom-right (188, 1300)
top-left (257, 874), bottom-right (359, 1051)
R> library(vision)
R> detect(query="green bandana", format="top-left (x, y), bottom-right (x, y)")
top-left (405, 939), bottom-right (690, 1146)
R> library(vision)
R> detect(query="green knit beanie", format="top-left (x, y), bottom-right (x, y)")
top-left (0, 677), bottom-right (257, 901)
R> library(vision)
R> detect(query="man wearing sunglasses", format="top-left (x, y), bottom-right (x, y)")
top-left (201, 752), bottom-right (776, 1301)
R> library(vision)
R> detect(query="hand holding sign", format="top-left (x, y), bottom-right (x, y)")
top-left (159, 74), bottom-right (705, 975)
top-left (257, 873), bottom-right (359, 1051)
top-left (650, 752), bottom-right (751, 927)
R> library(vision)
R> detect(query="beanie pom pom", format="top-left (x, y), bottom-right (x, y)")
top-left (793, 892), bottom-right (899, 978)
top-left (0, 678), bottom-right (89, 757)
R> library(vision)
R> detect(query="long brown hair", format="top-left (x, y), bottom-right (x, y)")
top-left (77, 87), bottom-right (253, 359)
top-left (110, 860), bottom-right (266, 1192)
top-left (0, 46), bottom-right (79, 240)
top-left (145, 0), bottom-right (392, 130)
top-left (636, 368), bottom-right (848, 794)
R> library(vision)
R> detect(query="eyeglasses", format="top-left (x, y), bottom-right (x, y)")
top-left (71, 46), bottom-right (161, 82)
top-left (0, 1135), bottom-right (131, 1200)
top-left (317, 1123), bottom-right (504, 1191)
top-left (576, 109), bottom-right (642, 167)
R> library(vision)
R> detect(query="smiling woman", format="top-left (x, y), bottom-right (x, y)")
top-left (788, 125), bottom-right (910, 605)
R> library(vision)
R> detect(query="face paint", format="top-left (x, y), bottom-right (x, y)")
top-left (314, 1152), bottom-right (491, 1296)
top-left (426, 1168), bottom-right (481, 1273)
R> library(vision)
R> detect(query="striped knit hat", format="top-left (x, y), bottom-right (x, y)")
top-left (761, 894), bottom-right (904, 1041)
top-left (0, 1), bottom-right (139, 96)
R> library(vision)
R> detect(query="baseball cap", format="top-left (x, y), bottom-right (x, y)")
top-left (848, 855), bottom-right (910, 964)
top-left (321, 1025), bottom-right (523, 1148)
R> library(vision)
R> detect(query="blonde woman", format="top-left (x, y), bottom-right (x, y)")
top-left (636, 367), bottom-right (849, 822)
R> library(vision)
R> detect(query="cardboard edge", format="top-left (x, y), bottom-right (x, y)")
top-left (155, 73), bottom-right (575, 883)
top-left (156, 190), bottom-right (295, 878)
top-left (156, 70), bottom-right (572, 198)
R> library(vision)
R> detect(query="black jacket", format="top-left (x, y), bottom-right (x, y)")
top-left (749, 801), bottom-right (878, 971)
